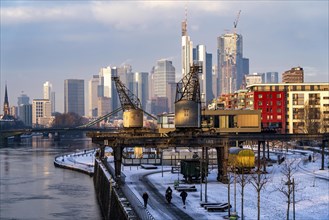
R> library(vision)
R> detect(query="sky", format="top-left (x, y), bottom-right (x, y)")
top-left (1, 1), bottom-right (328, 113)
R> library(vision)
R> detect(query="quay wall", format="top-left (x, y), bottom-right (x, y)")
top-left (93, 159), bottom-right (138, 220)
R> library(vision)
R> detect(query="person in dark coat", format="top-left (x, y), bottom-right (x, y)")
top-left (180, 189), bottom-right (188, 208)
top-left (165, 187), bottom-right (173, 203)
top-left (142, 192), bottom-right (149, 208)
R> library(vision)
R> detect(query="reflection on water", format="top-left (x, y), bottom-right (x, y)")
top-left (0, 136), bottom-right (102, 220)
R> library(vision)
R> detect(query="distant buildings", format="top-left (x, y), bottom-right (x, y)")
top-left (151, 59), bottom-right (176, 114)
top-left (64, 79), bottom-right (85, 116)
top-left (193, 45), bottom-right (214, 105)
top-left (88, 75), bottom-right (99, 118)
top-left (282, 66), bottom-right (304, 83)
top-left (244, 72), bottom-right (279, 87)
top-left (43, 81), bottom-right (56, 113)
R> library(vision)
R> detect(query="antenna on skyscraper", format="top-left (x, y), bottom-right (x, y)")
top-left (182, 3), bottom-right (188, 36)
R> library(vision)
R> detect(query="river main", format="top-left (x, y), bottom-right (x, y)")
top-left (0, 136), bottom-right (102, 220)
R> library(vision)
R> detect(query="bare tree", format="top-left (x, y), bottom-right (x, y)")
top-left (236, 168), bottom-right (251, 220)
top-left (303, 100), bottom-right (321, 134)
top-left (276, 158), bottom-right (298, 220)
top-left (250, 169), bottom-right (271, 220)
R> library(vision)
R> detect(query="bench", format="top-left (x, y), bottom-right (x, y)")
top-left (140, 164), bottom-right (158, 169)
top-left (175, 185), bottom-right (197, 192)
top-left (206, 203), bottom-right (231, 212)
top-left (200, 202), bottom-right (222, 207)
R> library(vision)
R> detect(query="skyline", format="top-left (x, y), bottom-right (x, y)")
top-left (1, 1), bottom-right (328, 113)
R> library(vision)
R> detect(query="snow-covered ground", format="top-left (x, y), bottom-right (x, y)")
top-left (56, 148), bottom-right (329, 220)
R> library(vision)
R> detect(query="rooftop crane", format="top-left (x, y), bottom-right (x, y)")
top-left (233, 10), bottom-right (241, 30)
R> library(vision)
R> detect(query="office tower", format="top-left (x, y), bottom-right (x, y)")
top-left (212, 65), bottom-right (218, 98)
top-left (99, 67), bottom-right (112, 98)
top-left (98, 66), bottom-right (120, 113)
top-left (217, 32), bottom-right (248, 95)
top-left (135, 72), bottom-right (149, 109)
top-left (262, 72), bottom-right (279, 83)
top-left (17, 93), bottom-right (30, 106)
top-left (19, 104), bottom-right (32, 127)
top-left (193, 45), bottom-right (214, 104)
top-left (167, 82), bottom-right (176, 113)
top-left (88, 75), bottom-right (99, 117)
top-left (98, 97), bottom-right (111, 118)
top-left (64, 79), bottom-right (85, 116)
top-left (43, 81), bottom-right (55, 113)
top-left (32, 99), bottom-right (52, 127)
top-left (153, 59), bottom-right (176, 98)
top-left (282, 67), bottom-right (304, 83)
top-left (43, 81), bottom-right (52, 99)
top-left (181, 11), bottom-right (193, 78)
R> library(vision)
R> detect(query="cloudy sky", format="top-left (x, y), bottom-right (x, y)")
top-left (1, 1), bottom-right (328, 113)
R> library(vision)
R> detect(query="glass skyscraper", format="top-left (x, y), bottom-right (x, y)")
top-left (64, 79), bottom-right (85, 116)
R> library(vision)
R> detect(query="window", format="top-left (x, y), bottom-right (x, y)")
top-left (258, 94), bottom-right (263, 98)
top-left (258, 101), bottom-right (262, 106)
top-left (276, 94), bottom-right (281, 98)
top-left (184, 109), bottom-right (189, 117)
top-left (277, 115), bottom-right (282, 120)
top-left (277, 101), bottom-right (281, 106)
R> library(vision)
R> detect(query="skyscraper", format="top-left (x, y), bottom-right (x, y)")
top-left (193, 44), bottom-right (214, 104)
top-left (153, 60), bottom-right (176, 98)
top-left (152, 59), bottom-right (176, 114)
top-left (88, 75), bottom-right (99, 117)
top-left (181, 10), bottom-right (193, 78)
top-left (217, 33), bottom-right (248, 95)
top-left (263, 72), bottom-right (279, 83)
top-left (43, 81), bottom-right (55, 113)
top-left (64, 79), bottom-right (85, 116)
top-left (17, 93), bottom-right (30, 106)
top-left (135, 72), bottom-right (149, 109)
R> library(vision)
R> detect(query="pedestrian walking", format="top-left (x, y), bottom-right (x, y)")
top-left (165, 187), bottom-right (173, 204)
top-left (142, 192), bottom-right (149, 208)
top-left (180, 189), bottom-right (188, 208)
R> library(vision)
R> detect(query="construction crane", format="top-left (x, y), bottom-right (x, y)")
top-left (233, 10), bottom-right (241, 31)
top-left (78, 76), bottom-right (156, 128)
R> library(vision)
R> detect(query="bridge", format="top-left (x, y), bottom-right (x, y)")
top-left (0, 126), bottom-right (118, 146)
top-left (87, 128), bottom-right (329, 183)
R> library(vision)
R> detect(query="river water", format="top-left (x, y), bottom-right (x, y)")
top-left (0, 136), bottom-right (102, 220)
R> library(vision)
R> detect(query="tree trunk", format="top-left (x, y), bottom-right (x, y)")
top-left (257, 191), bottom-right (260, 220)
top-left (241, 185), bottom-right (244, 220)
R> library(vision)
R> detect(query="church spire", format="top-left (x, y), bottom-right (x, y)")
top-left (3, 84), bottom-right (10, 116)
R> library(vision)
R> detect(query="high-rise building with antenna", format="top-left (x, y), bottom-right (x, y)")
top-left (181, 6), bottom-right (193, 78)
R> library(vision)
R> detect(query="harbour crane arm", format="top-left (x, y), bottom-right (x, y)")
top-left (112, 76), bottom-right (141, 110)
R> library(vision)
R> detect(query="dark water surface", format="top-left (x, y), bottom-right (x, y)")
top-left (0, 136), bottom-right (102, 220)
